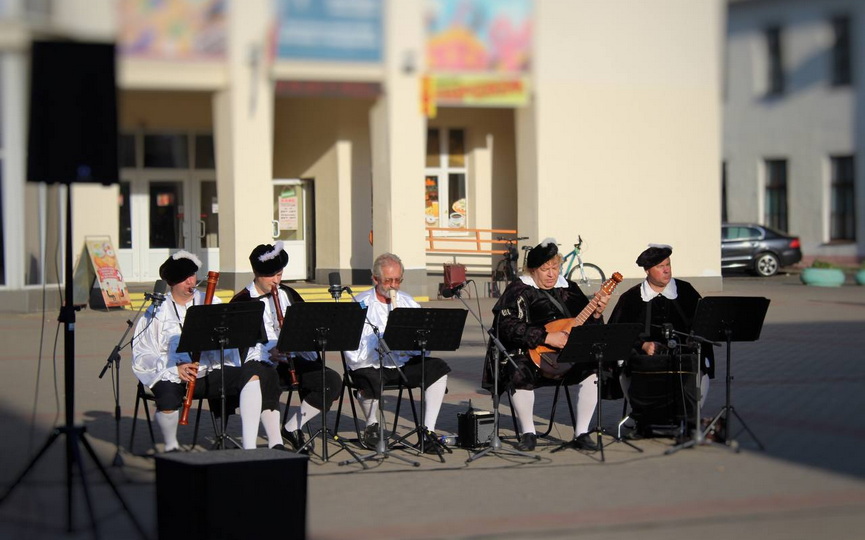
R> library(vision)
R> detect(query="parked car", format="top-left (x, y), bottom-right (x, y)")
top-left (721, 223), bottom-right (802, 277)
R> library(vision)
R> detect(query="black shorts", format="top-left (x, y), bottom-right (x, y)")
top-left (350, 356), bottom-right (450, 399)
top-left (277, 360), bottom-right (342, 410)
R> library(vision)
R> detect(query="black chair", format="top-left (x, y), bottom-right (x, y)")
top-left (333, 352), bottom-right (420, 447)
top-left (129, 381), bottom-right (205, 453)
top-left (505, 379), bottom-right (576, 438)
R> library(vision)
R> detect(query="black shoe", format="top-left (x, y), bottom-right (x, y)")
top-left (414, 431), bottom-right (442, 454)
top-left (575, 433), bottom-right (599, 452)
top-left (515, 433), bottom-right (537, 451)
top-left (362, 423), bottom-right (381, 449)
top-left (271, 444), bottom-right (291, 452)
top-left (282, 426), bottom-right (312, 454)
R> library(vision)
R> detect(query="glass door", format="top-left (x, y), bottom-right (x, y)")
top-left (272, 179), bottom-right (314, 280)
top-left (118, 173), bottom-right (219, 282)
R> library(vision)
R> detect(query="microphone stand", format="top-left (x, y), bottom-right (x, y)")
top-left (97, 292), bottom-right (156, 467)
top-left (446, 284), bottom-right (539, 463)
top-left (339, 287), bottom-right (419, 467)
top-left (665, 328), bottom-right (720, 455)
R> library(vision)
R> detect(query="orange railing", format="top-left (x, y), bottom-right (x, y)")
top-left (425, 228), bottom-right (519, 255)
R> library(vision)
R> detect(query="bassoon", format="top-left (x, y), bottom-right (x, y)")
top-left (179, 270), bottom-right (219, 425)
top-left (271, 285), bottom-right (299, 388)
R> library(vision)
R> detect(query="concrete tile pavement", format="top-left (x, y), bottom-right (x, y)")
top-left (0, 273), bottom-right (864, 539)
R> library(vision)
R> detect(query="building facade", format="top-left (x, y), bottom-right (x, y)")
top-left (725, 0), bottom-right (864, 265)
top-left (0, 0), bottom-right (724, 312)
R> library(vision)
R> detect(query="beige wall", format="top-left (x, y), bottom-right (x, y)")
top-left (524, 0), bottom-right (724, 286)
top-left (273, 96), bottom-right (375, 279)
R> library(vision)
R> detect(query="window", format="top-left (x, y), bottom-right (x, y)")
top-left (425, 128), bottom-right (467, 230)
top-left (143, 134), bottom-right (189, 168)
top-left (830, 156), bottom-right (855, 241)
top-left (831, 15), bottom-right (852, 87)
top-left (766, 26), bottom-right (785, 96)
top-left (764, 159), bottom-right (788, 231)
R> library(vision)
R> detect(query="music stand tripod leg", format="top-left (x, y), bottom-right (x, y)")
top-left (551, 361), bottom-right (607, 461)
top-left (386, 342), bottom-right (451, 463)
top-left (340, 351), bottom-right (419, 468)
top-left (466, 330), bottom-right (540, 463)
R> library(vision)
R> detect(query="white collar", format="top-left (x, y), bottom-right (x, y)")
top-left (520, 274), bottom-right (569, 289)
top-left (640, 278), bottom-right (678, 301)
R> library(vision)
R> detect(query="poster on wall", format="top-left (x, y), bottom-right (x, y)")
top-left (279, 193), bottom-right (299, 231)
top-left (274, 0), bottom-right (383, 62)
top-left (72, 236), bottom-right (132, 309)
top-left (118, 0), bottom-right (227, 60)
top-left (425, 0), bottom-right (532, 108)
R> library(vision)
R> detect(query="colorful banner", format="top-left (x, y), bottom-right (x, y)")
top-left (425, 0), bottom-right (532, 107)
top-left (274, 0), bottom-right (383, 62)
top-left (426, 0), bottom-right (532, 74)
top-left (434, 74), bottom-right (529, 107)
top-left (119, 0), bottom-right (227, 60)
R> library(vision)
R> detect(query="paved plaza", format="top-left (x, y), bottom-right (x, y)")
top-left (1, 273), bottom-right (864, 539)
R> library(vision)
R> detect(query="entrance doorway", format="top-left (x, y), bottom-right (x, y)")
top-left (272, 179), bottom-right (314, 281)
top-left (118, 172), bottom-right (219, 282)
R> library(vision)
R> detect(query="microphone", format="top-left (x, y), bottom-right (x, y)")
top-left (662, 323), bottom-right (678, 350)
top-left (441, 280), bottom-right (470, 298)
top-left (328, 272), bottom-right (344, 301)
top-left (146, 279), bottom-right (168, 307)
top-left (388, 288), bottom-right (397, 310)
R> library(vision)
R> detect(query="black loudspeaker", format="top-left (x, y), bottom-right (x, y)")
top-left (457, 408), bottom-right (495, 449)
top-left (27, 40), bottom-right (119, 185)
top-left (156, 449), bottom-right (308, 540)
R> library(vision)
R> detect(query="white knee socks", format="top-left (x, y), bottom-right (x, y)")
top-left (510, 389), bottom-right (536, 435)
top-left (260, 409), bottom-right (282, 448)
top-left (239, 379), bottom-right (263, 449)
top-left (574, 374), bottom-right (599, 436)
top-left (156, 410), bottom-right (180, 451)
top-left (284, 400), bottom-right (321, 432)
top-left (423, 375), bottom-right (448, 432)
top-left (358, 395), bottom-right (379, 427)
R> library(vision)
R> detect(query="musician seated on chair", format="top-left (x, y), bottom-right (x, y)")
top-left (484, 238), bottom-right (610, 452)
top-left (231, 242), bottom-right (342, 454)
top-left (608, 244), bottom-right (715, 437)
top-left (131, 251), bottom-right (285, 452)
top-left (344, 252), bottom-right (452, 451)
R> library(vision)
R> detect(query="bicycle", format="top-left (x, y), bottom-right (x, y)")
top-left (490, 236), bottom-right (530, 297)
top-left (560, 235), bottom-right (605, 291)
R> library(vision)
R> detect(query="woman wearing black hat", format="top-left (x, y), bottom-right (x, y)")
top-left (487, 238), bottom-right (611, 452)
top-left (132, 250), bottom-right (285, 452)
top-left (230, 242), bottom-right (342, 453)
top-left (608, 244), bottom-right (714, 437)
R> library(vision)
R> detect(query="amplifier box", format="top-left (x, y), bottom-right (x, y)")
top-left (457, 409), bottom-right (494, 449)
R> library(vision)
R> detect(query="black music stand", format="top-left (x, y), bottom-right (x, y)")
top-left (690, 296), bottom-right (770, 452)
top-left (550, 323), bottom-right (642, 462)
top-left (383, 308), bottom-right (467, 461)
top-left (277, 302), bottom-right (368, 467)
top-left (177, 302), bottom-right (265, 450)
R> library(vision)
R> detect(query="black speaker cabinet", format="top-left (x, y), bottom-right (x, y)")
top-left (156, 449), bottom-right (308, 540)
top-left (27, 40), bottom-right (119, 185)
top-left (457, 409), bottom-right (494, 449)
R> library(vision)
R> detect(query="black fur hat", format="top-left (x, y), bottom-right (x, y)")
top-left (526, 238), bottom-right (559, 269)
top-left (159, 251), bottom-right (201, 286)
top-left (636, 244), bottom-right (673, 269)
top-left (250, 242), bottom-right (289, 276)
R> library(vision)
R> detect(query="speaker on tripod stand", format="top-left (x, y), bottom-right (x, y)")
top-left (0, 40), bottom-right (146, 538)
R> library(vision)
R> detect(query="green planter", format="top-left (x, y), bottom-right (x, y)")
top-left (800, 267), bottom-right (846, 287)
top-left (856, 269), bottom-right (865, 285)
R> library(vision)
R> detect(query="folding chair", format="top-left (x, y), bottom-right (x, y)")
top-left (333, 352), bottom-right (420, 447)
